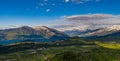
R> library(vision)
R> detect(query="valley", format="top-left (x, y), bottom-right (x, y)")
top-left (0, 0), bottom-right (119, 61)
top-left (1, 26), bottom-right (120, 61)
top-left (0, 37), bottom-right (120, 61)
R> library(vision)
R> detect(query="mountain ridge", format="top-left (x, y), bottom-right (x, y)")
top-left (0, 26), bottom-right (69, 41)
top-left (79, 25), bottom-right (120, 37)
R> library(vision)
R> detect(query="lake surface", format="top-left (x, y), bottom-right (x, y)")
top-left (0, 40), bottom-right (23, 45)
top-left (0, 37), bottom-right (68, 45)
top-left (0, 39), bottom-right (61, 45)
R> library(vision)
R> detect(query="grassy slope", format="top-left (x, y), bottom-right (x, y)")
top-left (0, 37), bottom-right (120, 61)
top-left (95, 42), bottom-right (120, 49)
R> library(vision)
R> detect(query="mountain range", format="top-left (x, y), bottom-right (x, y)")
top-left (1, 25), bottom-right (120, 42)
top-left (79, 25), bottom-right (120, 37)
top-left (64, 29), bottom-right (100, 37)
top-left (61, 25), bottom-right (120, 41)
top-left (0, 26), bottom-right (69, 41)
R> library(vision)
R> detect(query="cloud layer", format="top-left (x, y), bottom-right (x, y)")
top-left (66, 0), bottom-right (100, 4)
top-left (64, 14), bottom-right (120, 25)
top-left (53, 14), bottom-right (120, 31)
top-left (65, 14), bottom-right (117, 21)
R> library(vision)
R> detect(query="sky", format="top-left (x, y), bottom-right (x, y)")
top-left (0, 0), bottom-right (120, 29)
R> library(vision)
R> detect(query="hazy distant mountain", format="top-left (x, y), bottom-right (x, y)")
top-left (53, 25), bottom-right (104, 37)
top-left (0, 26), bottom-right (69, 41)
top-left (60, 25), bottom-right (120, 41)
top-left (79, 25), bottom-right (120, 37)
top-left (64, 29), bottom-right (100, 37)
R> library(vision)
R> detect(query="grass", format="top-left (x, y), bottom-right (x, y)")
top-left (0, 45), bottom-right (98, 61)
top-left (1, 37), bottom-right (120, 61)
top-left (1, 43), bottom-right (120, 61)
top-left (95, 42), bottom-right (120, 49)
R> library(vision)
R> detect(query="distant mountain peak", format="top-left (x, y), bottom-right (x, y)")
top-left (79, 25), bottom-right (120, 37)
top-left (0, 26), bottom-right (69, 41)
top-left (33, 26), bottom-right (50, 31)
top-left (106, 25), bottom-right (120, 31)
top-left (20, 26), bottom-right (31, 28)
top-left (19, 26), bottom-right (33, 29)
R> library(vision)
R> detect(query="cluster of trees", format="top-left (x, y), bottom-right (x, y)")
top-left (51, 48), bottom-right (118, 61)
top-left (1, 37), bottom-right (120, 61)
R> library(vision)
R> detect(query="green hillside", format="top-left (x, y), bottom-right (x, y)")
top-left (0, 37), bottom-right (120, 61)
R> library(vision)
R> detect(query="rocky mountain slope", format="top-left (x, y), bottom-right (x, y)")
top-left (0, 26), bottom-right (69, 41)
top-left (79, 25), bottom-right (120, 37)
top-left (64, 29), bottom-right (100, 37)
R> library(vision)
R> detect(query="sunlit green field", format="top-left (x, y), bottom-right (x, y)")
top-left (0, 45), bottom-right (96, 61)
top-left (1, 37), bottom-right (120, 61)
top-left (0, 44), bottom-right (120, 61)
top-left (96, 42), bottom-right (120, 49)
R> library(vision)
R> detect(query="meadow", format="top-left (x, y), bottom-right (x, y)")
top-left (0, 37), bottom-right (120, 61)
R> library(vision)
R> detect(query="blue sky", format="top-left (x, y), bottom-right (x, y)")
top-left (0, 0), bottom-right (120, 28)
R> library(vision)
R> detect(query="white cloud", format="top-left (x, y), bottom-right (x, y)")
top-left (64, 14), bottom-right (120, 25)
top-left (71, 0), bottom-right (83, 4)
top-left (71, 0), bottom-right (92, 4)
top-left (53, 14), bottom-right (120, 31)
top-left (65, 0), bottom-right (70, 2)
top-left (46, 9), bottom-right (50, 12)
top-left (71, 0), bottom-right (101, 4)
top-left (64, 0), bottom-right (87, 4)
top-left (66, 14), bottom-right (116, 19)
top-left (53, 24), bottom-right (89, 31)
top-left (0, 25), bottom-right (20, 30)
